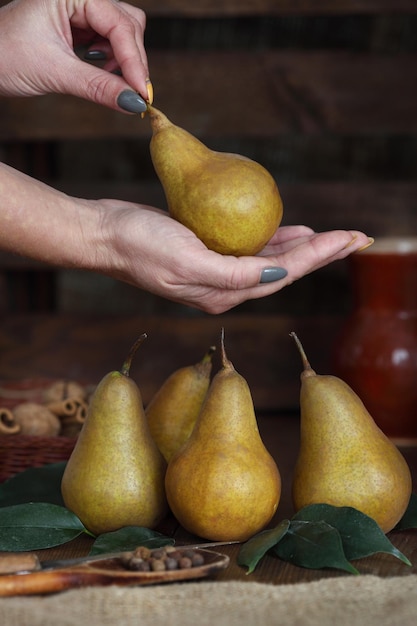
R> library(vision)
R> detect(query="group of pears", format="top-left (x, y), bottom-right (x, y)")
top-left (61, 329), bottom-right (412, 541)
top-left (62, 330), bottom-right (281, 540)
top-left (62, 107), bottom-right (411, 540)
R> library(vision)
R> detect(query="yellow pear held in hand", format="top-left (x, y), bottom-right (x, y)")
top-left (165, 329), bottom-right (281, 541)
top-left (290, 332), bottom-right (412, 533)
top-left (61, 334), bottom-right (168, 536)
top-left (147, 105), bottom-right (283, 256)
top-left (146, 346), bottom-right (216, 462)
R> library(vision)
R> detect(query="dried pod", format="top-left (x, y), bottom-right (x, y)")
top-left (42, 380), bottom-right (86, 404)
top-left (59, 405), bottom-right (87, 437)
top-left (74, 399), bottom-right (88, 423)
top-left (0, 408), bottom-right (21, 435)
top-left (46, 399), bottom-right (79, 418)
top-left (13, 402), bottom-right (61, 436)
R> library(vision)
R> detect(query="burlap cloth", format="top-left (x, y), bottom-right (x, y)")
top-left (1, 574), bottom-right (416, 626)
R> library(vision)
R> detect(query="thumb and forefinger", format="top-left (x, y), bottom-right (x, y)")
top-left (62, 0), bottom-right (151, 112)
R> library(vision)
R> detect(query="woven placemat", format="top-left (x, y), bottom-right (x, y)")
top-left (1, 575), bottom-right (416, 626)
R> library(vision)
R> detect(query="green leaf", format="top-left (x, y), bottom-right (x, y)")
top-left (395, 493), bottom-right (417, 530)
top-left (237, 519), bottom-right (290, 574)
top-left (89, 526), bottom-right (174, 556)
top-left (273, 519), bottom-right (359, 575)
top-left (0, 502), bottom-right (87, 551)
top-left (0, 462), bottom-right (66, 508)
top-left (293, 504), bottom-right (411, 566)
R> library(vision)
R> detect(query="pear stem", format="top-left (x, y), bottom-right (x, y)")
top-left (203, 345), bottom-right (216, 363)
top-left (146, 105), bottom-right (171, 133)
top-left (121, 333), bottom-right (147, 377)
top-left (220, 327), bottom-right (234, 371)
top-left (290, 331), bottom-right (316, 376)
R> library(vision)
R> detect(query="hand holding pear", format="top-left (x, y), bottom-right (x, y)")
top-left (290, 332), bottom-right (412, 533)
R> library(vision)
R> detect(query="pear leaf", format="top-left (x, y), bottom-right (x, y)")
top-left (0, 462), bottom-right (66, 507)
top-left (273, 519), bottom-right (359, 574)
top-left (395, 493), bottom-right (417, 530)
top-left (0, 502), bottom-right (87, 551)
top-left (89, 527), bottom-right (174, 555)
top-left (237, 519), bottom-right (290, 574)
top-left (293, 504), bottom-right (411, 566)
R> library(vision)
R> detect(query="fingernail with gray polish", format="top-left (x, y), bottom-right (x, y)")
top-left (84, 50), bottom-right (107, 61)
top-left (117, 90), bottom-right (147, 114)
top-left (260, 267), bottom-right (288, 283)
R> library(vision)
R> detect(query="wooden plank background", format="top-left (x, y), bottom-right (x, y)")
top-left (0, 0), bottom-right (416, 326)
top-left (2, 0), bottom-right (417, 14)
top-left (118, 0), bottom-right (417, 16)
top-left (1, 51), bottom-right (416, 141)
top-left (0, 314), bottom-right (344, 411)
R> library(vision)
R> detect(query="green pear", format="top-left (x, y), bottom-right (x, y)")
top-left (61, 334), bottom-right (168, 536)
top-left (147, 105), bottom-right (283, 256)
top-left (146, 346), bottom-right (216, 462)
top-left (290, 332), bottom-right (412, 533)
top-left (165, 329), bottom-right (281, 541)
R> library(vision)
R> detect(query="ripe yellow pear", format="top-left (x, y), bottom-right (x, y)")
top-left (147, 105), bottom-right (283, 256)
top-left (290, 332), bottom-right (412, 533)
top-left (61, 334), bottom-right (168, 536)
top-left (165, 329), bottom-right (281, 541)
top-left (146, 346), bottom-right (216, 462)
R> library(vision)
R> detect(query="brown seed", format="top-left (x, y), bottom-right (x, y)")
top-left (182, 549), bottom-right (196, 560)
top-left (128, 556), bottom-right (146, 571)
top-left (133, 546), bottom-right (151, 560)
top-left (166, 550), bottom-right (182, 560)
top-left (164, 557), bottom-right (178, 570)
top-left (191, 553), bottom-right (205, 567)
top-left (151, 548), bottom-right (166, 560)
top-left (179, 557), bottom-right (193, 569)
top-left (134, 559), bottom-right (151, 572)
top-left (150, 559), bottom-right (166, 572)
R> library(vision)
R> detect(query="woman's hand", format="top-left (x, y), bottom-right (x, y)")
top-left (0, 0), bottom-right (150, 111)
top-left (96, 200), bottom-right (372, 314)
top-left (0, 163), bottom-right (372, 314)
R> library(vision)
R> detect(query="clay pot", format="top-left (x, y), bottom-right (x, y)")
top-left (333, 237), bottom-right (417, 444)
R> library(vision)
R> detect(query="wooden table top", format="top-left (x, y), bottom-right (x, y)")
top-left (1, 314), bottom-right (416, 586)
top-left (21, 412), bottom-right (417, 586)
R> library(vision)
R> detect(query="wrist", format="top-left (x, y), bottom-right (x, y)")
top-left (0, 163), bottom-right (107, 271)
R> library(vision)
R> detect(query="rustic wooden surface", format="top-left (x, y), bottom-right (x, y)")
top-left (15, 413), bottom-right (417, 586)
